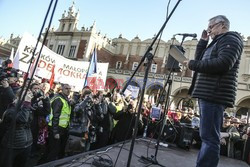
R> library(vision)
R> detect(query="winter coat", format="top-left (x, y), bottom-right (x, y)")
top-left (1, 102), bottom-right (33, 149)
top-left (188, 32), bottom-right (243, 107)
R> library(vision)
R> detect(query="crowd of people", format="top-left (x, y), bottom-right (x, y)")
top-left (0, 67), bottom-right (249, 167)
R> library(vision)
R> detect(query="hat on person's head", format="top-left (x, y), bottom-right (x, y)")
top-left (223, 112), bottom-right (230, 119)
top-left (7, 69), bottom-right (18, 78)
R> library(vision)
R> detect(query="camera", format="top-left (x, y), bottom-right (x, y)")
top-left (33, 89), bottom-right (44, 98)
top-left (0, 71), bottom-right (8, 82)
top-left (89, 125), bottom-right (97, 143)
top-left (0, 61), bottom-right (18, 83)
top-left (0, 68), bottom-right (9, 87)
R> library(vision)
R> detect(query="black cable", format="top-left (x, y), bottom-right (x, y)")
top-left (146, 120), bottom-right (162, 158)
top-left (95, 153), bottom-right (114, 166)
top-left (118, 147), bottom-right (141, 159)
top-left (59, 110), bottom-right (138, 167)
top-left (65, 152), bottom-right (114, 167)
top-left (65, 154), bottom-right (95, 167)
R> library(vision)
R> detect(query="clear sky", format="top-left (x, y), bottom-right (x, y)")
top-left (0, 0), bottom-right (249, 41)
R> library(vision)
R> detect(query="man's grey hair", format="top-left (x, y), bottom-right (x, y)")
top-left (209, 15), bottom-right (230, 30)
top-left (61, 83), bottom-right (70, 89)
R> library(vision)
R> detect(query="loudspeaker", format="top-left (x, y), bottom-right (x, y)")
top-left (177, 125), bottom-right (194, 150)
top-left (165, 45), bottom-right (185, 72)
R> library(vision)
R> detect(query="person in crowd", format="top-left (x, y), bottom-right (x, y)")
top-left (7, 69), bottom-right (20, 94)
top-left (47, 84), bottom-right (71, 161)
top-left (242, 127), bottom-right (250, 164)
top-left (88, 94), bottom-right (104, 150)
top-left (90, 91), bottom-right (116, 149)
top-left (0, 88), bottom-right (33, 167)
top-left (112, 89), bottom-right (124, 126)
top-left (65, 89), bottom-right (93, 154)
top-left (17, 77), bottom-right (24, 87)
top-left (29, 83), bottom-right (50, 159)
top-left (0, 70), bottom-right (18, 117)
top-left (111, 99), bottom-right (142, 143)
top-left (191, 113), bottom-right (200, 128)
top-left (183, 15), bottom-right (243, 167)
top-left (180, 108), bottom-right (192, 124)
top-left (220, 116), bottom-right (240, 158)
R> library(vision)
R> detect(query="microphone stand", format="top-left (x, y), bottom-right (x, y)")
top-left (140, 35), bottom-right (187, 166)
top-left (7, 1), bottom-right (58, 166)
top-left (123, 1), bottom-right (183, 167)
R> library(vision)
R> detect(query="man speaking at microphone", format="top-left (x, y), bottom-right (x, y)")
top-left (183, 15), bottom-right (243, 167)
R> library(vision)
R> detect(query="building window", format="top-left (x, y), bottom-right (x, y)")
top-left (57, 45), bottom-right (65, 55)
top-left (68, 45), bottom-right (76, 58)
top-left (245, 58), bottom-right (250, 74)
top-left (116, 61), bottom-right (122, 69)
top-left (61, 23), bottom-right (65, 32)
top-left (132, 62), bottom-right (138, 71)
top-left (151, 64), bottom-right (157, 73)
top-left (49, 44), bottom-right (53, 50)
top-left (68, 23), bottom-right (72, 31)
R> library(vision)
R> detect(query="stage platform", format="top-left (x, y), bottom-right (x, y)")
top-left (37, 138), bottom-right (248, 167)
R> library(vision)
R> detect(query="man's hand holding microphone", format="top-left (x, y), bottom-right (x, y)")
top-left (183, 30), bottom-right (209, 69)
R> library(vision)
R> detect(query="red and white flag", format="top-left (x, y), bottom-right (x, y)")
top-left (49, 65), bottom-right (55, 89)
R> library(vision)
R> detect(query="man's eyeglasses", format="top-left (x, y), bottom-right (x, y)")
top-left (208, 21), bottom-right (223, 30)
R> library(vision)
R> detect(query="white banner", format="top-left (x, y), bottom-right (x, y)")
top-left (14, 33), bottom-right (109, 91)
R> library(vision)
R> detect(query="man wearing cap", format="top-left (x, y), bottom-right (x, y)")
top-left (220, 116), bottom-right (240, 158)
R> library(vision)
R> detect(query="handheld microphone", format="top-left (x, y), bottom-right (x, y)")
top-left (176, 33), bottom-right (197, 38)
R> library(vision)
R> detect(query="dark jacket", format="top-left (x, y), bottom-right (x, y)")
top-left (0, 86), bottom-right (15, 117)
top-left (31, 95), bottom-right (51, 143)
top-left (69, 96), bottom-right (93, 136)
top-left (111, 110), bottom-right (143, 143)
top-left (221, 125), bottom-right (240, 158)
top-left (188, 32), bottom-right (243, 107)
top-left (98, 100), bottom-right (117, 133)
top-left (1, 102), bottom-right (33, 149)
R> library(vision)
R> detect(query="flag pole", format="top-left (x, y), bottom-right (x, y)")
top-left (83, 45), bottom-right (96, 87)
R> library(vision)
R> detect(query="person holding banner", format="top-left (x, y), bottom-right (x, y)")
top-left (183, 15), bottom-right (243, 167)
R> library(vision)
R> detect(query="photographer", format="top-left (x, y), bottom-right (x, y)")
top-left (90, 91), bottom-right (116, 150)
top-left (65, 90), bottom-right (93, 154)
top-left (30, 83), bottom-right (50, 158)
top-left (0, 72), bottom-right (16, 118)
top-left (0, 88), bottom-right (33, 167)
top-left (89, 94), bottom-right (104, 150)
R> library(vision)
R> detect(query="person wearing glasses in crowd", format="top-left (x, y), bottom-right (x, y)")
top-left (47, 84), bottom-right (71, 161)
top-left (183, 15), bottom-right (244, 167)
